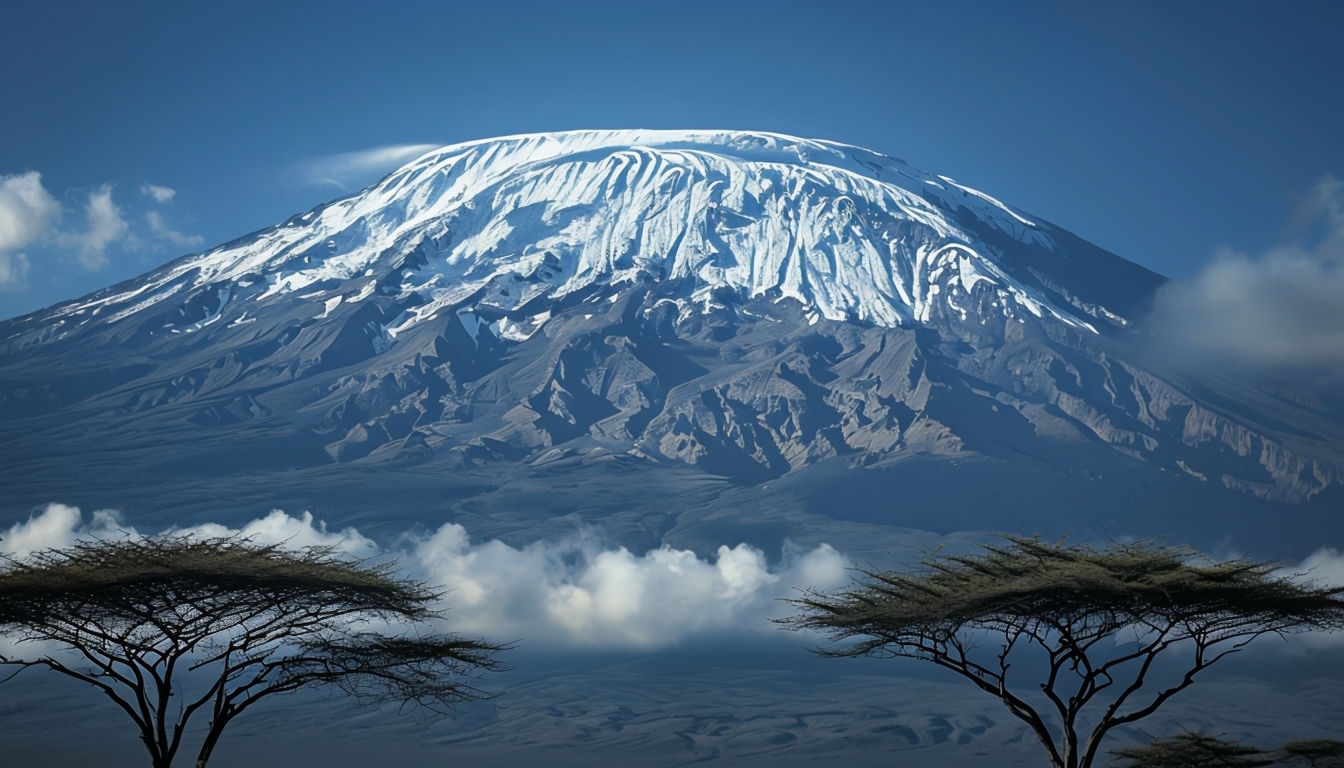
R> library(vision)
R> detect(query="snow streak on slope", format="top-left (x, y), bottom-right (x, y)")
top-left (16, 130), bottom-right (1100, 348)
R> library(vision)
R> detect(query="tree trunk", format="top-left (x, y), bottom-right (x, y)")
top-left (144, 730), bottom-right (173, 768)
top-left (195, 721), bottom-right (227, 768)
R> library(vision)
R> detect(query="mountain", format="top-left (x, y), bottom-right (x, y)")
top-left (1, 130), bottom-right (1340, 555)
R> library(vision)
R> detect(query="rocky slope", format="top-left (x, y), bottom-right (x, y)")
top-left (1, 130), bottom-right (1339, 553)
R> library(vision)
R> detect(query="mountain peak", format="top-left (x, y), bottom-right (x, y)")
top-left (8, 130), bottom-right (1161, 354)
top-left (0, 131), bottom-right (1338, 548)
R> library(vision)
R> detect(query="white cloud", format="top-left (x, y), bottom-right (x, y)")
top-left (7, 505), bottom-right (1341, 656)
top-left (0, 172), bottom-right (62, 289)
top-left (0, 503), bottom-right (128, 557)
top-left (71, 186), bottom-right (128, 271)
top-left (0, 174), bottom-right (204, 292)
top-left (145, 210), bottom-right (204, 249)
top-left (409, 524), bottom-right (847, 648)
top-left (140, 183), bottom-right (177, 204)
top-left (0, 172), bottom-right (61, 252)
top-left (293, 143), bottom-right (440, 191)
top-left (1279, 547), bottom-right (1344, 650)
top-left (1297, 546), bottom-right (1344, 589)
top-left (0, 504), bottom-right (850, 650)
top-left (170, 509), bottom-right (377, 557)
top-left (0, 252), bottom-right (30, 290)
top-left (1146, 175), bottom-right (1344, 380)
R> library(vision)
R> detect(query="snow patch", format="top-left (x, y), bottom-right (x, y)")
top-left (26, 130), bottom-right (1111, 344)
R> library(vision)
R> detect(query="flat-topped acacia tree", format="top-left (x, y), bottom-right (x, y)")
top-left (781, 535), bottom-right (1344, 768)
top-left (1279, 739), bottom-right (1344, 767)
top-left (1110, 732), bottom-right (1275, 767)
top-left (0, 535), bottom-right (509, 768)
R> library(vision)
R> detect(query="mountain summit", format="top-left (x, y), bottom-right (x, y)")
top-left (5, 130), bottom-right (1155, 350)
top-left (1, 131), bottom-right (1339, 553)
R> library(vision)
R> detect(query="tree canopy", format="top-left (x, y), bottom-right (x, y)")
top-left (1279, 739), bottom-right (1344, 767)
top-left (781, 535), bottom-right (1344, 768)
top-left (0, 534), bottom-right (509, 768)
top-left (1110, 732), bottom-right (1275, 768)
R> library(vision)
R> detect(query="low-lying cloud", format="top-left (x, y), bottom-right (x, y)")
top-left (5, 505), bottom-right (1342, 652)
top-left (1280, 546), bottom-right (1344, 650)
top-left (1297, 546), bottom-right (1344, 591)
top-left (1145, 175), bottom-right (1344, 382)
top-left (1, 504), bottom-right (849, 650)
top-left (404, 523), bottom-right (847, 648)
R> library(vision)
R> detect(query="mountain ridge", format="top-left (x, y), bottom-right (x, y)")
top-left (0, 130), bottom-right (1337, 556)
top-left (1, 130), bottom-right (1161, 353)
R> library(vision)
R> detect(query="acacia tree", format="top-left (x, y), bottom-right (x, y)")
top-left (0, 535), bottom-right (509, 768)
top-left (1110, 732), bottom-right (1275, 767)
top-left (1279, 739), bottom-right (1344, 767)
top-left (781, 536), bottom-right (1344, 768)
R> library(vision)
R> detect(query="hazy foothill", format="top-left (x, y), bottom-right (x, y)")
top-left (2, 129), bottom-right (1342, 765)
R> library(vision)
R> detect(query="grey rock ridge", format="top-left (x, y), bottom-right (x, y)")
top-left (0, 130), bottom-right (1339, 555)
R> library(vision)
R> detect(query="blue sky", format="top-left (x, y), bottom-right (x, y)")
top-left (2, 0), bottom-right (1342, 321)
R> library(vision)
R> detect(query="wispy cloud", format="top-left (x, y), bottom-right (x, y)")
top-left (0, 173), bottom-right (202, 303)
top-left (292, 143), bottom-right (440, 191)
top-left (140, 182), bottom-right (177, 204)
top-left (69, 185), bottom-right (128, 271)
top-left (0, 172), bottom-right (62, 289)
top-left (145, 210), bottom-right (204, 249)
top-left (2, 504), bottom-right (849, 650)
top-left (0, 252), bottom-right (29, 289)
top-left (1145, 175), bottom-right (1344, 382)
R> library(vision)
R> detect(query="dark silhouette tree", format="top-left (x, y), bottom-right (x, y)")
top-left (0, 535), bottom-right (509, 768)
top-left (1110, 731), bottom-right (1274, 767)
top-left (780, 535), bottom-right (1344, 768)
top-left (1279, 739), bottom-right (1344, 767)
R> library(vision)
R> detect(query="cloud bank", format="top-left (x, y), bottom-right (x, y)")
top-left (5, 505), bottom-right (1342, 651)
top-left (292, 143), bottom-right (440, 191)
top-left (1146, 175), bottom-right (1344, 382)
top-left (1, 505), bottom-right (849, 650)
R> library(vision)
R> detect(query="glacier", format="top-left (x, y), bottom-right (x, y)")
top-left (11, 130), bottom-right (1124, 351)
top-left (2, 128), bottom-right (1338, 542)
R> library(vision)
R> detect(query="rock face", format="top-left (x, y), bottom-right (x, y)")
top-left (0, 130), bottom-right (1339, 554)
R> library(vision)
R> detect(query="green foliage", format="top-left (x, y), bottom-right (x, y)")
top-left (0, 535), bottom-right (509, 768)
top-left (1111, 732), bottom-right (1275, 767)
top-left (781, 535), bottom-right (1344, 768)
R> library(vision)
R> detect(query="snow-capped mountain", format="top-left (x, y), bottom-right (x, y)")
top-left (4, 131), bottom-right (1144, 350)
top-left (1, 130), bottom-right (1339, 554)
